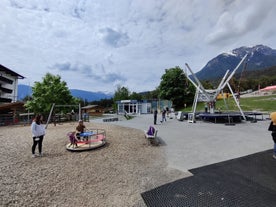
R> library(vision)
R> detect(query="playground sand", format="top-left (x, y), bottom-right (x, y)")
top-left (0, 122), bottom-right (188, 207)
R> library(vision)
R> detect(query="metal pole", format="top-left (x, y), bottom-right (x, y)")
top-left (221, 55), bottom-right (247, 89)
top-left (227, 83), bottom-right (246, 120)
top-left (45, 103), bottom-right (55, 129)
top-left (79, 103), bottom-right (81, 121)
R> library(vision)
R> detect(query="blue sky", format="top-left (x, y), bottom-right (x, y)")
top-left (0, 0), bottom-right (275, 93)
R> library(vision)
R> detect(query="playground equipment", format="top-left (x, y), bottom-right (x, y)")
top-left (184, 55), bottom-right (248, 123)
top-left (45, 103), bottom-right (81, 129)
top-left (66, 129), bottom-right (106, 152)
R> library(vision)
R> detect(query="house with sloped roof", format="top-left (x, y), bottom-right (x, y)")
top-left (0, 64), bottom-right (24, 103)
top-left (81, 105), bottom-right (104, 116)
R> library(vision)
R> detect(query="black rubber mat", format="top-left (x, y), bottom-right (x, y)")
top-left (141, 150), bottom-right (276, 207)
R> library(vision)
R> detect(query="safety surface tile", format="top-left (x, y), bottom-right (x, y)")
top-left (141, 150), bottom-right (276, 207)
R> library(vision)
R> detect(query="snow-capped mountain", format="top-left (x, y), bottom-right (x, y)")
top-left (195, 45), bottom-right (276, 81)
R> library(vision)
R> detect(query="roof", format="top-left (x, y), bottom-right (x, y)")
top-left (0, 101), bottom-right (25, 111)
top-left (0, 64), bottom-right (25, 79)
top-left (260, 85), bottom-right (276, 91)
top-left (116, 100), bottom-right (138, 104)
top-left (81, 105), bottom-right (103, 109)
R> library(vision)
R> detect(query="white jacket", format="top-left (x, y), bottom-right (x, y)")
top-left (31, 122), bottom-right (46, 137)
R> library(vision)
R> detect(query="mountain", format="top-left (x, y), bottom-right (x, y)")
top-left (195, 45), bottom-right (276, 81)
top-left (17, 84), bottom-right (113, 101)
top-left (70, 89), bottom-right (113, 101)
top-left (18, 84), bottom-right (32, 100)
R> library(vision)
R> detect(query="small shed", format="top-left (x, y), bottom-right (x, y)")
top-left (81, 105), bottom-right (104, 116)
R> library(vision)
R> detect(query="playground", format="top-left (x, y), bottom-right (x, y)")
top-left (183, 55), bottom-right (249, 124)
top-left (1, 56), bottom-right (275, 206)
top-left (0, 121), bottom-right (186, 207)
top-left (0, 111), bottom-right (274, 206)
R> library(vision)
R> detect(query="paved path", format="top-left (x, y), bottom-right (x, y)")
top-left (92, 114), bottom-right (273, 172)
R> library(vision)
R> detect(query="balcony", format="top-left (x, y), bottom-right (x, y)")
top-left (0, 86), bottom-right (13, 93)
top-left (0, 97), bottom-right (12, 102)
top-left (0, 76), bottom-right (13, 84)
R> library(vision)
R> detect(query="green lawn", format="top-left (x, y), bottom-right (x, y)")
top-left (182, 94), bottom-right (276, 113)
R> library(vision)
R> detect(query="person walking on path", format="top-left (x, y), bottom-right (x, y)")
top-left (31, 114), bottom-right (46, 157)
top-left (268, 112), bottom-right (276, 159)
top-left (160, 109), bottom-right (166, 123)
top-left (154, 109), bottom-right (158, 125)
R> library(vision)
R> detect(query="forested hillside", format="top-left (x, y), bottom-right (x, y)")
top-left (232, 66), bottom-right (276, 91)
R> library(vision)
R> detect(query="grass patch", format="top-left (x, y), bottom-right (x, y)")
top-left (182, 94), bottom-right (276, 113)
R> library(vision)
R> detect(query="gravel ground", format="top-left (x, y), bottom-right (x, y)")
top-left (0, 122), bottom-right (189, 207)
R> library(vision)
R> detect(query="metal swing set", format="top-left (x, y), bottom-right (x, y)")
top-left (45, 103), bottom-right (81, 129)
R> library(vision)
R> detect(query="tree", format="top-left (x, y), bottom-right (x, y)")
top-left (22, 95), bottom-right (32, 102)
top-left (129, 92), bottom-right (143, 100)
top-left (141, 88), bottom-right (160, 100)
top-left (113, 85), bottom-right (130, 102)
top-left (25, 73), bottom-right (78, 115)
top-left (159, 66), bottom-right (194, 109)
top-left (90, 98), bottom-right (113, 108)
top-left (201, 80), bottom-right (214, 89)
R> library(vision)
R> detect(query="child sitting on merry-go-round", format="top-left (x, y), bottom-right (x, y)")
top-left (67, 131), bottom-right (80, 148)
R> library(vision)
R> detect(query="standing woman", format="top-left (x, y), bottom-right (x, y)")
top-left (31, 114), bottom-right (46, 157)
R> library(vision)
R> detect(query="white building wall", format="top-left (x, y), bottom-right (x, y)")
top-left (0, 72), bottom-right (17, 102)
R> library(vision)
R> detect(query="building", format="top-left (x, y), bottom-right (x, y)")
top-left (0, 64), bottom-right (24, 103)
top-left (116, 99), bottom-right (173, 114)
top-left (260, 85), bottom-right (276, 92)
top-left (81, 105), bottom-right (104, 116)
top-left (0, 101), bottom-right (28, 126)
top-left (0, 65), bottom-right (25, 125)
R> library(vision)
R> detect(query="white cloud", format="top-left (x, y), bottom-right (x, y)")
top-left (206, 0), bottom-right (276, 45)
top-left (0, 0), bottom-right (275, 93)
top-left (99, 27), bottom-right (130, 48)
